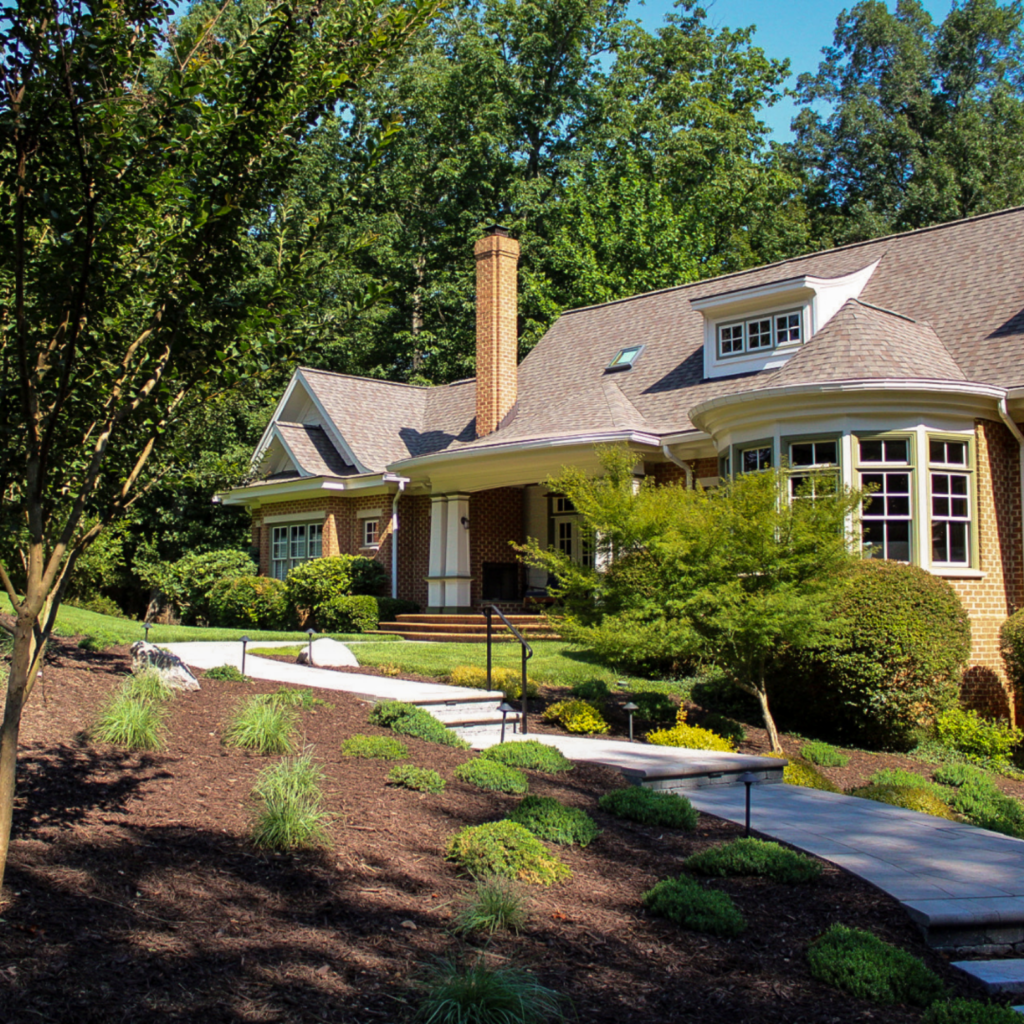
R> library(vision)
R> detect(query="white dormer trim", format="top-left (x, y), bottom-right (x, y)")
top-left (295, 368), bottom-right (368, 473)
top-left (269, 424), bottom-right (312, 478)
top-left (695, 260), bottom-right (880, 380)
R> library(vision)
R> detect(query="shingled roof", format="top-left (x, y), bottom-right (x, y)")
top-left (284, 206), bottom-right (1024, 470)
top-left (275, 423), bottom-right (355, 477)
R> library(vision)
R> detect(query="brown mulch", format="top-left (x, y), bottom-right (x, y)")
top-left (0, 641), bottom-right (990, 1023)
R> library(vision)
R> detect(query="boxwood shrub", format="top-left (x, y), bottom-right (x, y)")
top-left (368, 699), bottom-right (470, 750)
top-left (445, 820), bottom-right (571, 884)
top-left (507, 795), bottom-right (601, 847)
top-left (1001, 607), bottom-right (1024, 693)
top-left (685, 838), bottom-right (822, 883)
top-left (317, 594), bottom-right (379, 633)
top-left (642, 875), bottom-right (746, 938)
top-left (480, 740), bottom-right (573, 774)
top-left (454, 758), bottom-right (529, 794)
top-left (598, 787), bottom-right (697, 830)
top-left (386, 765), bottom-right (446, 794)
top-left (207, 575), bottom-right (296, 630)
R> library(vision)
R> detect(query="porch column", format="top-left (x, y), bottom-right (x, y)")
top-left (427, 495), bottom-right (448, 612)
top-left (444, 493), bottom-right (472, 612)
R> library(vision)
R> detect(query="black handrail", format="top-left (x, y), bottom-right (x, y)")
top-left (483, 605), bottom-right (534, 734)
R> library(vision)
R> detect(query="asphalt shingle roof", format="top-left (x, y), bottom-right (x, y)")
top-left (275, 423), bottom-right (355, 477)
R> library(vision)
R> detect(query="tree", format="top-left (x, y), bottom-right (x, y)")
top-left (789, 0), bottom-right (1024, 245)
top-left (519, 448), bottom-right (862, 752)
top-left (0, 0), bottom-right (438, 892)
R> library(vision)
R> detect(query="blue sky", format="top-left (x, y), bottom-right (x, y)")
top-left (629, 0), bottom-right (954, 140)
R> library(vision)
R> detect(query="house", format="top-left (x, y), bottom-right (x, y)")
top-left (221, 211), bottom-right (1024, 720)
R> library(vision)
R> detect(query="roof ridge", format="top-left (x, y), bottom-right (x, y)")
top-left (299, 367), bottom-right (436, 391)
top-left (559, 205), bottom-right (1024, 317)
top-left (847, 298), bottom-right (919, 324)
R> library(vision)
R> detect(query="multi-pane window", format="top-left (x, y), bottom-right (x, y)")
top-left (789, 440), bottom-right (839, 499)
top-left (271, 522), bottom-right (322, 580)
top-left (860, 439), bottom-right (912, 562)
top-left (363, 518), bottom-right (379, 548)
top-left (930, 440), bottom-right (970, 565)
top-left (554, 496), bottom-right (576, 514)
top-left (741, 446), bottom-right (772, 473)
top-left (717, 310), bottom-right (802, 358)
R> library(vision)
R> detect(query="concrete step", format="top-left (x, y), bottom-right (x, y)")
top-left (953, 960), bottom-right (1024, 995)
top-left (432, 711), bottom-right (522, 728)
top-left (906, 897), bottom-right (1024, 950)
top-left (395, 614), bottom-right (550, 625)
top-left (368, 630), bottom-right (559, 643)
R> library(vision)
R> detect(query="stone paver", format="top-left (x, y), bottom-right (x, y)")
top-left (952, 961), bottom-right (1024, 995)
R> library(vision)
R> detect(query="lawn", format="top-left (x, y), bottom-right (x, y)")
top-left (0, 597), bottom-right (398, 646)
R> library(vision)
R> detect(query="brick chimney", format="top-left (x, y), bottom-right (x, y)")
top-left (474, 225), bottom-right (520, 438)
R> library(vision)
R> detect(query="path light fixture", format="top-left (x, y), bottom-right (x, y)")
top-left (498, 701), bottom-right (516, 744)
top-left (623, 702), bottom-right (639, 742)
top-left (142, 622), bottom-right (152, 643)
top-left (739, 771), bottom-right (760, 838)
top-left (240, 635), bottom-right (250, 677)
top-left (307, 628), bottom-right (315, 665)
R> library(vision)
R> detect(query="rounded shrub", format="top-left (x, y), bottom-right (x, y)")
top-left (1001, 607), bottom-right (1024, 693)
top-left (631, 690), bottom-right (678, 726)
top-left (386, 765), bottom-right (446, 794)
top-left (447, 664), bottom-right (539, 700)
top-left (777, 560), bottom-right (970, 749)
top-left (368, 700), bottom-right (471, 750)
top-left (454, 758), bottom-right (529, 794)
top-left (480, 740), bottom-right (574, 774)
top-left (78, 632), bottom-right (120, 652)
top-left (508, 795), bottom-right (602, 847)
top-left (769, 754), bottom-right (840, 792)
top-left (849, 784), bottom-right (958, 820)
top-left (341, 734), bottom-right (408, 760)
top-left (642, 875), bottom-right (746, 938)
top-left (445, 820), bottom-right (571, 884)
top-left (684, 837), bottom-right (822, 884)
top-left (204, 664), bottom-right (251, 683)
top-left (542, 699), bottom-right (610, 734)
top-left (800, 739), bottom-right (849, 768)
top-left (935, 707), bottom-right (1022, 764)
top-left (376, 597), bottom-right (420, 622)
top-left (207, 575), bottom-right (295, 630)
top-left (598, 787), bottom-right (698, 830)
top-left (286, 555), bottom-right (388, 613)
top-left (647, 706), bottom-right (736, 752)
top-left (924, 998), bottom-right (1024, 1023)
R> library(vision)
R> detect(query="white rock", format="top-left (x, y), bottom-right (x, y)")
top-left (297, 637), bottom-right (358, 668)
top-left (130, 641), bottom-right (200, 691)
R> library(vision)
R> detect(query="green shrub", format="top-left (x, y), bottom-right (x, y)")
top-left (377, 597), bottom-right (420, 622)
top-left (642, 875), bottom-right (746, 938)
top-left (801, 739), bottom-right (849, 767)
top-left (138, 548), bottom-right (257, 624)
top-left (342, 734), bottom-right (408, 760)
top-left (933, 762), bottom-right (990, 788)
top-left (598, 787), bottom-right (698, 830)
top-left (285, 555), bottom-right (388, 615)
top-left (631, 690), bottom-right (677, 725)
top-left (316, 593), bottom-right (379, 634)
top-left (1001, 607), bottom-right (1024, 692)
top-left (779, 560), bottom-right (970, 750)
top-left (480, 740), bottom-right (573, 774)
top-left (950, 775), bottom-right (1024, 838)
top-left (807, 923), bottom-right (945, 1006)
top-left (685, 838), bottom-right (822, 883)
top-left (455, 758), bottom-right (529, 794)
top-left (542, 699), bottom-right (610, 734)
top-left (869, 768), bottom-right (951, 801)
top-left (445, 821), bottom-right (571, 884)
top-left (850, 785), bottom-right (958, 820)
top-left (223, 698), bottom-right (297, 754)
top-left (414, 960), bottom-right (565, 1024)
top-left (452, 877), bottom-right (528, 936)
top-left (368, 700), bottom-right (471, 750)
top-left (204, 664), bottom-right (251, 683)
top-left (78, 632), bottom-right (120, 652)
top-left (92, 691), bottom-right (167, 750)
top-left (67, 594), bottom-right (128, 619)
top-left (387, 765), bottom-right (446, 794)
top-left (507, 795), bottom-right (601, 847)
top-left (259, 686), bottom-right (325, 710)
top-left (936, 707), bottom-right (1022, 764)
top-left (249, 753), bottom-right (329, 851)
top-left (124, 668), bottom-right (174, 702)
top-left (647, 706), bottom-right (736, 751)
top-left (770, 755), bottom-right (840, 792)
top-left (700, 712), bottom-right (746, 745)
top-left (570, 678), bottom-right (611, 705)
top-left (448, 664), bottom-right (539, 700)
top-left (924, 998), bottom-right (1023, 1024)
top-left (207, 575), bottom-right (296, 630)
top-left (690, 667), bottom-right (761, 720)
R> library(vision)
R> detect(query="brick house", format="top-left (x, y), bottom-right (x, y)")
top-left (221, 211), bottom-right (1024, 719)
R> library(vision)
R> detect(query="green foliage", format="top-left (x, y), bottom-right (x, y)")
top-left (386, 765), bottom-right (446, 794)
top-left (807, 924), bottom-right (945, 1006)
top-left (249, 753), bottom-right (330, 851)
top-left (598, 787), bottom-right (698, 830)
top-left (869, 768), bottom-right (951, 801)
top-left (642, 875), bottom-right (746, 938)
top-left (1001, 607), bottom-right (1024, 692)
top-left (77, 633), bottom-right (120, 653)
top-left (341, 734), bottom-right (408, 760)
top-left (455, 759), bottom-right (529, 795)
top-left (542, 699), bottom-right (610, 735)
top-left (480, 741), bottom-right (573, 774)
top-left (258, 687), bottom-right (326, 710)
top-left (507, 796), bottom-right (601, 848)
top-left (204, 664), bottom-right (251, 683)
top-left (124, 668), bottom-right (174, 703)
top-left (285, 556), bottom-right (389, 622)
top-left (377, 597), bottom-right (420, 622)
top-left (647, 723), bottom-right (736, 752)
top-left (936, 708), bottom-right (1022, 764)
top-left (368, 700), bottom-right (471, 750)
top-left (207, 576), bottom-right (296, 631)
top-left (783, 560), bottom-right (970, 750)
top-left (137, 549), bottom-right (256, 625)
top-left (690, 667), bottom-right (761, 720)
top-left (949, 774), bottom-right (1024, 838)
top-left (67, 594), bottom-right (128, 619)
top-left (452, 877), bottom-right (529, 937)
top-left (685, 838), bottom-right (822, 884)
top-left (414, 959), bottom-right (565, 1024)
top-left (445, 821), bottom-right (571, 885)
top-left (223, 699), bottom-right (298, 755)
top-left (775, 757), bottom-right (840, 792)
top-left (316, 594), bottom-right (380, 634)
top-left (92, 690), bottom-right (168, 751)
top-left (924, 999), bottom-right (1024, 1024)
top-left (800, 740), bottom-right (849, 768)
top-left (448, 664), bottom-right (538, 700)
top-left (850, 785), bottom-right (958, 821)
top-left (932, 762), bottom-right (990, 788)
top-left (569, 679), bottom-right (611, 706)
top-left (699, 712), bottom-right (746, 745)
top-left (630, 690), bottom-right (678, 726)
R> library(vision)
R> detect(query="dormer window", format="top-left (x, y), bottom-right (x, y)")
top-left (717, 310), bottom-right (802, 359)
top-left (607, 344), bottom-right (644, 371)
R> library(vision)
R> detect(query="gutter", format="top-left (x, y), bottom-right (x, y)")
top-left (383, 474), bottom-right (409, 600)
top-left (661, 444), bottom-right (693, 488)
top-left (997, 399), bottom-right (1024, 590)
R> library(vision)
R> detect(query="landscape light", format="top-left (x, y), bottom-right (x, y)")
top-left (623, 701), bottom-right (639, 742)
top-left (739, 771), bottom-right (760, 837)
top-left (307, 627), bottom-right (315, 665)
top-left (240, 635), bottom-right (250, 676)
top-left (498, 701), bottom-right (516, 744)
top-left (142, 622), bottom-right (152, 643)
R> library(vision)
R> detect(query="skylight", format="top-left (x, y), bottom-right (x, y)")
top-left (607, 344), bottom-right (644, 371)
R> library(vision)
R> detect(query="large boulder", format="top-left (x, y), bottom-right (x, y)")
top-left (130, 641), bottom-right (200, 692)
top-left (297, 637), bottom-right (358, 669)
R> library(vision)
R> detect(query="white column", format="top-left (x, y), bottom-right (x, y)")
top-left (427, 496), bottom-right (448, 611)
top-left (444, 493), bottom-right (472, 610)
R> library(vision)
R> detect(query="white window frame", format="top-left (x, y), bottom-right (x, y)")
top-left (858, 437), bottom-right (913, 563)
top-left (739, 445), bottom-right (773, 473)
top-left (787, 438), bottom-right (839, 500)
top-left (362, 517), bottom-right (379, 549)
top-left (271, 521), bottom-right (323, 580)
top-left (716, 308), bottom-right (803, 359)
top-left (928, 438), bottom-right (972, 568)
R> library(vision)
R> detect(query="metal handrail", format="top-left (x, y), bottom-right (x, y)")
top-left (483, 605), bottom-right (533, 735)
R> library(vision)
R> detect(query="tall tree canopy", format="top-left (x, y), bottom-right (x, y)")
top-left (789, 0), bottom-right (1024, 244)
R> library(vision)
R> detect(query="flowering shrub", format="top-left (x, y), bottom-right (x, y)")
top-left (542, 699), bottom-right (610, 734)
top-left (646, 707), bottom-right (735, 752)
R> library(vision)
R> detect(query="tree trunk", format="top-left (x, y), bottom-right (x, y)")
top-left (755, 686), bottom-right (782, 754)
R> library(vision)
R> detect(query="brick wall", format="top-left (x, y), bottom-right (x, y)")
top-left (470, 487), bottom-right (525, 606)
top-left (474, 230), bottom-right (520, 438)
top-left (645, 457), bottom-right (718, 486)
top-left (396, 494), bottom-right (431, 609)
top-left (947, 418), bottom-right (1023, 721)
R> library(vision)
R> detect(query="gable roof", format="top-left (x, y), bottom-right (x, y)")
top-left (275, 423), bottom-right (355, 477)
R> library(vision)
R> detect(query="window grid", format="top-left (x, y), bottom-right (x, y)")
top-left (741, 446), bottom-right (772, 473)
top-left (363, 519), bottom-right (379, 547)
top-left (271, 522), bottom-right (322, 579)
top-left (717, 309), bottom-right (802, 358)
top-left (788, 439), bottom-right (839, 500)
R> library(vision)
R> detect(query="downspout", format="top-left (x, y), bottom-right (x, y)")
top-left (385, 476), bottom-right (408, 600)
top-left (661, 444), bottom-right (694, 488)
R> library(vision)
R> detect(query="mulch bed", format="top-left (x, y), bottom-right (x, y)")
top-left (0, 640), bottom-right (990, 1023)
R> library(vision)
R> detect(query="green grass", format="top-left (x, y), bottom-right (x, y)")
top-left (598, 787), bottom-right (698, 830)
top-left (684, 838), bottom-right (822, 883)
top-left (507, 795), bottom-right (601, 847)
top-left (446, 820), bottom-right (571, 885)
top-left (642, 875), bottom-right (746, 938)
top-left (452, 877), bottom-right (529, 936)
top-left (387, 765), bottom-right (446, 794)
top-left (480, 740), bottom-right (574, 774)
top-left (342, 734), bottom-right (408, 760)
top-left (123, 667), bottom-right (175, 702)
top-left (223, 698), bottom-right (298, 754)
top-left (454, 758), bottom-right (529, 794)
top-left (249, 752), bottom-right (330, 851)
top-left (92, 689), bottom-right (168, 750)
top-left (414, 960), bottom-right (566, 1024)
top-left (807, 924), bottom-right (945, 1006)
